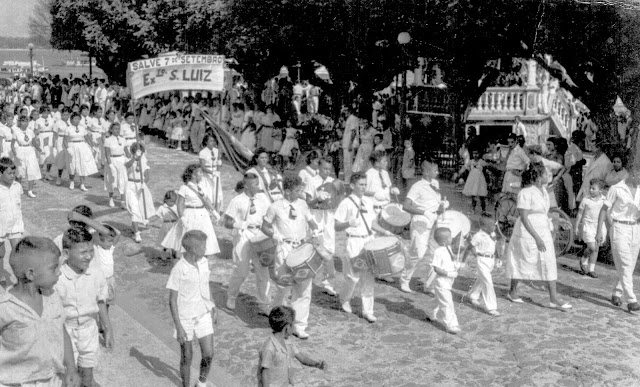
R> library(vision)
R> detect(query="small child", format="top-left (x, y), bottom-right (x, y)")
top-left (55, 227), bottom-right (113, 387)
top-left (575, 178), bottom-right (607, 277)
top-left (170, 114), bottom-right (184, 150)
top-left (148, 190), bottom-right (179, 260)
top-left (12, 115), bottom-right (42, 198)
top-left (54, 205), bottom-right (115, 265)
top-left (0, 157), bottom-right (24, 287)
top-left (124, 142), bottom-right (155, 243)
top-left (258, 306), bottom-right (327, 386)
top-left (428, 227), bottom-right (462, 334)
top-left (278, 122), bottom-right (299, 170)
top-left (456, 150), bottom-right (488, 215)
top-left (167, 230), bottom-right (217, 387)
top-left (401, 139), bottom-right (415, 190)
top-left (0, 237), bottom-right (80, 386)
top-left (373, 133), bottom-right (385, 152)
top-left (93, 224), bottom-right (121, 324)
top-left (463, 215), bottom-right (501, 316)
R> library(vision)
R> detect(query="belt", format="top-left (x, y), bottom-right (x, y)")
top-left (612, 219), bottom-right (639, 225)
top-left (476, 253), bottom-right (495, 258)
top-left (507, 169), bottom-right (522, 173)
top-left (38, 131), bottom-right (52, 134)
top-left (69, 140), bottom-right (84, 143)
top-left (18, 144), bottom-right (31, 147)
top-left (163, 220), bottom-right (177, 223)
top-left (111, 154), bottom-right (124, 158)
top-left (125, 137), bottom-right (136, 140)
top-left (283, 239), bottom-right (301, 245)
top-left (128, 178), bottom-right (143, 182)
top-left (347, 234), bottom-right (369, 239)
top-left (246, 225), bottom-right (260, 230)
top-left (374, 205), bottom-right (384, 210)
top-left (185, 205), bottom-right (204, 209)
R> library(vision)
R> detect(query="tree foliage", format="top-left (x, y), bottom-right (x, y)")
top-left (28, 0), bottom-right (53, 47)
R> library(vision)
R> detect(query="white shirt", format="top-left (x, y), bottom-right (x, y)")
top-left (365, 167), bottom-right (392, 207)
top-left (93, 245), bottom-right (115, 279)
top-left (304, 174), bottom-right (335, 204)
top-left (470, 230), bottom-right (496, 256)
top-left (605, 181), bottom-right (640, 223)
top-left (199, 147), bottom-right (221, 173)
top-left (224, 192), bottom-right (271, 237)
top-left (579, 195), bottom-right (605, 225)
top-left (35, 117), bottom-right (54, 133)
top-left (298, 166), bottom-right (318, 187)
top-left (263, 198), bottom-right (312, 241)
top-left (166, 257), bottom-right (213, 319)
top-left (406, 179), bottom-right (442, 227)
top-left (432, 246), bottom-right (456, 289)
top-left (334, 194), bottom-right (375, 236)
top-left (54, 263), bottom-right (108, 325)
top-left (506, 145), bottom-right (529, 171)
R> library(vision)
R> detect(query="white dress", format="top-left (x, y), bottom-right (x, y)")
top-left (462, 159), bottom-right (488, 197)
top-left (124, 155), bottom-right (155, 223)
top-left (35, 117), bottom-right (55, 165)
top-left (103, 135), bottom-right (128, 194)
top-left (11, 127), bottom-right (41, 181)
top-left (64, 125), bottom-right (98, 177)
top-left (506, 186), bottom-right (557, 281)
top-left (278, 127), bottom-right (299, 157)
top-left (161, 183), bottom-right (220, 255)
top-left (198, 147), bottom-right (223, 210)
top-left (155, 203), bottom-right (179, 246)
top-left (0, 122), bottom-right (13, 158)
top-left (53, 120), bottom-right (69, 170)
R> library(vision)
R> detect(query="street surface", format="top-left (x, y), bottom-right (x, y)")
top-left (9, 140), bottom-right (640, 387)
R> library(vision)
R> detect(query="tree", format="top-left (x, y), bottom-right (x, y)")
top-left (29, 0), bottom-right (53, 47)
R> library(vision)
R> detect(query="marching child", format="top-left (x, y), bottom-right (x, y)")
top-left (199, 133), bottom-right (224, 211)
top-left (0, 237), bottom-right (81, 387)
top-left (148, 190), bottom-right (179, 260)
top-left (575, 178), bottom-right (607, 277)
top-left (455, 149), bottom-right (488, 215)
top-left (35, 105), bottom-right (55, 180)
top-left (12, 115), bottom-right (41, 198)
top-left (103, 123), bottom-right (128, 208)
top-left (120, 112), bottom-right (138, 149)
top-left (223, 173), bottom-right (272, 315)
top-left (335, 172), bottom-right (389, 323)
top-left (0, 157), bottom-right (24, 287)
top-left (64, 112), bottom-right (98, 191)
top-left (53, 107), bottom-right (71, 186)
top-left (167, 230), bottom-right (218, 387)
top-left (124, 142), bottom-right (155, 243)
top-left (257, 306), bottom-right (327, 387)
top-left (279, 121), bottom-right (299, 170)
top-left (93, 224), bottom-right (121, 325)
top-left (55, 227), bottom-right (113, 387)
top-left (428, 227), bottom-right (462, 334)
top-left (462, 214), bottom-right (501, 316)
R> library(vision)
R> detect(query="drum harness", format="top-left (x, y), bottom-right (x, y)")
top-left (348, 197), bottom-right (372, 237)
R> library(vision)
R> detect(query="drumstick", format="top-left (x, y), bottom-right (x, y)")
top-left (393, 193), bottom-right (399, 204)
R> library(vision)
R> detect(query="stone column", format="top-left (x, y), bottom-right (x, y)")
top-left (524, 59), bottom-right (539, 116)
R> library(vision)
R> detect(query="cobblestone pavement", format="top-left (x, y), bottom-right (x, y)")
top-left (17, 142), bottom-right (640, 386)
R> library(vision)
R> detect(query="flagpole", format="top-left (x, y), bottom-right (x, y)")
top-left (130, 98), bottom-right (148, 220)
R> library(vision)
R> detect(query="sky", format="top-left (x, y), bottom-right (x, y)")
top-left (0, 0), bottom-right (35, 37)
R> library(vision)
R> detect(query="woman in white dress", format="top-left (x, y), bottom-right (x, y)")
top-left (162, 164), bottom-right (220, 257)
top-left (245, 147), bottom-right (283, 203)
top-left (199, 134), bottom-right (223, 212)
top-left (64, 112), bottom-right (98, 191)
top-left (0, 111), bottom-right (13, 159)
top-left (352, 121), bottom-right (377, 173)
top-left (298, 150), bottom-right (320, 186)
top-left (505, 162), bottom-right (572, 310)
top-left (11, 116), bottom-right (41, 197)
top-left (103, 123), bottom-right (128, 208)
top-left (88, 104), bottom-right (108, 170)
top-left (124, 142), bottom-right (155, 243)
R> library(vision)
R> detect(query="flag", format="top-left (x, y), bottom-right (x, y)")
top-left (201, 111), bottom-right (254, 172)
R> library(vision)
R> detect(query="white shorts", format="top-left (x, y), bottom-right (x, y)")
top-left (174, 312), bottom-right (213, 342)
top-left (581, 222), bottom-right (606, 244)
top-left (66, 319), bottom-right (99, 368)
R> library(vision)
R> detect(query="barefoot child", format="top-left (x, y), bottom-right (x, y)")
top-left (167, 230), bottom-right (218, 387)
top-left (429, 227), bottom-right (462, 334)
top-left (258, 305), bottom-right (327, 387)
top-left (55, 227), bottom-right (113, 387)
top-left (0, 237), bottom-right (80, 387)
top-left (463, 214), bottom-right (501, 316)
top-left (0, 157), bottom-right (24, 287)
top-left (575, 178), bottom-right (607, 277)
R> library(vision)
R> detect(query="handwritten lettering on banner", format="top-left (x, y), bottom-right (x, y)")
top-left (127, 54), bottom-right (225, 99)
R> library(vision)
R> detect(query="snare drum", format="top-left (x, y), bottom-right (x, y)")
top-left (269, 264), bottom-right (296, 287)
top-left (379, 204), bottom-right (412, 235)
top-left (362, 236), bottom-right (405, 275)
top-left (285, 243), bottom-right (325, 283)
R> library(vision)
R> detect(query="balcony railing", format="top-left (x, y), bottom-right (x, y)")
top-left (471, 87), bottom-right (526, 115)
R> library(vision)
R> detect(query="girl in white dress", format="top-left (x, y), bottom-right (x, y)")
top-left (246, 148), bottom-right (283, 203)
top-left (53, 108), bottom-right (71, 186)
top-left (34, 106), bottom-right (55, 180)
top-left (0, 111), bottom-right (13, 159)
top-left (11, 116), bottom-right (41, 197)
top-left (103, 123), bottom-right (128, 208)
top-left (162, 164), bottom-right (220, 257)
top-left (120, 112), bottom-right (138, 149)
top-left (124, 142), bottom-right (155, 243)
top-left (298, 150), bottom-right (320, 186)
top-left (64, 112), bottom-right (98, 191)
top-left (147, 190), bottom-right (178, 260)
top-left (457, 150), bottom-right (488, 215)
top-left (278, 122), bottom-right (299, 170)
top-left (88, 104), bottom-right (107, 170)
top-left (505, 162), bottom-right (572, 310)
top-left (199, 134), bottom-right (223, 212)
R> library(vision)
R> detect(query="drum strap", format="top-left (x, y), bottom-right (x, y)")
top-left (348, 197), bottom-right (372, 236)
top-left (254, 167), bottom-right (279, 203)
top-left (446, 246), bottom-right (457, 262)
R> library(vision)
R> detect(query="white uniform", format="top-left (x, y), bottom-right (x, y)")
top-left (264, 198), bottom-right (312, 333)
top-left (467, 230), bottom-right (498, 311)
top-left (225, 192), bottom-right (271, 312)
top-left (304, 174), bottom-right (336, 289)
top-left (0, 122), bottom-right (12, 158)
top-left (605, 181), bottom-right (640, 305)
top-left (11, 127), bottom-right (42, 181)
top-left (124, 155), bottom-right (155, 224)
top-left (502, 145), bottom-right (529, 194)
top-left (298, 166), bottom-right (317, 187)
top-left (35, 116), bottom-right (55, 165)
top-left (403, 178), bottom-right (443, 288)
top-left (120, 122), bottom-right (138, 147)
top-left (246, 166), bottom-right (283, 203)
top-left (64, 125), bottom-right (97, 177)
top-left (103, 135), bottom-right (127, 194)
top-left (199, 147), bottom-right (223, 210)
top-left (579, 195), bottom-right (607, 243)
top-left (334, 194), bottom-right (376, 317)
top-left (430, 246), bottom-right (459, 330)
top-left (53, 120), bottom-right (69, 171)
top-left (365, 167), bottom-right (392, 213)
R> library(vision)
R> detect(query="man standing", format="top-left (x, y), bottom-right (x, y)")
top-left (502, 133), bottom-right (530, 194)
top-left (343, 108), bottom-right (359, 183)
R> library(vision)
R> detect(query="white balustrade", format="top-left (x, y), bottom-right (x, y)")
top-left (472, 87), bottom-right (525, 114)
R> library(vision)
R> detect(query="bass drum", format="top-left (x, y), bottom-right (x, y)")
top-left (435, 210), bottom-right (471, 256)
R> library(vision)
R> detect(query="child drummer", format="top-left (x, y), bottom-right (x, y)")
top-left (364, 151), bottom-right (400, 215)
top-left (304, 157), bottom-right (338, 296)
top-left (261, 176), bottom-right (319, 339)
top-left (335, 172), bottom-right (390, 323)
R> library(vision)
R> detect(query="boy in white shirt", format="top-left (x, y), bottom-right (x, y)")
top-left (93, 224), bottom-right (121, 328)
top-left (462, 215), bottom-right (500, 316)
top-left (167, 230), bottom-right (217, 387)
top-left (428, 227), bottom-right (461, 334)
top-left (575, 178), bottom-right (607, 278)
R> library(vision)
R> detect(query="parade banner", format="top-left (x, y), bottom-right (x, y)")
top-left (201, 110), bottom-right (253, 172)
top-left (127, 54), bottom-right (225, 100)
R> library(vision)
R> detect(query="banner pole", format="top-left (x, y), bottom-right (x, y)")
top-left (130, 98), bottom-right (148, 220)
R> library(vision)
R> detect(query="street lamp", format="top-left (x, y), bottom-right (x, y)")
top-left (27, 43), bottom-right (34, 78)
top-left (397, 32), bottom-right (411, 137)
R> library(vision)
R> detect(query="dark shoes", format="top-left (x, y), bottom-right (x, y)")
top-left (628, 302), bottom-right (640, 312)
top-left (586, 271), bottom-right (598, 278)
top-left (611, 296), bottom-right (622, 307)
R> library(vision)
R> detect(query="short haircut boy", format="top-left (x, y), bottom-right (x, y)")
top-left (268, 305), bottom-right (295, 333)
top-left (10, 237), bottom-right (60, 279)
top-left (434, 227), bottom-right (451, 245)
top-left (181, 230), bottom-right (207, 250)
top-left (590, 178), bottom-right (605, 190)
top-left (282, 176), bottom-right (302, 191)
top-left (0, 157), bottom-right (15, 173)
top-left (62, 227), bottom-right (93, 249)
top-left (350, 172), bottom-right (366, 185)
